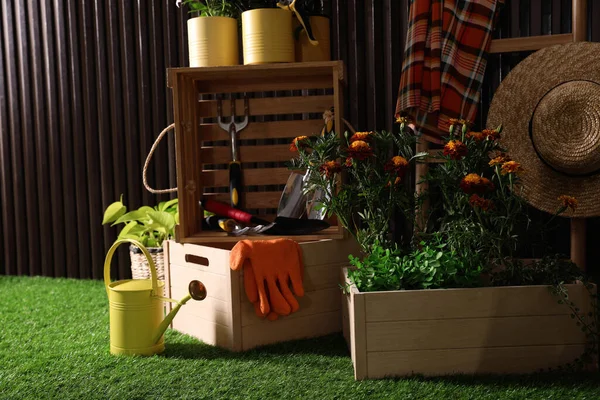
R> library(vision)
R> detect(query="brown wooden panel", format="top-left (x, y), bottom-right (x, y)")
top-left (489, 33), bottom-right (573, 53)
top-left (196, 74), bottom-right (334, 94)
top-left (199, 119), bottom-right (325, 141)
top-left (197, 95), bottom-right (334, 118)
top-left (202, 168), bottom-right (292, 188)
top-left (203, 191), bottom-right (281, 209)
top-left (200, 144), bottom-right (292, 164)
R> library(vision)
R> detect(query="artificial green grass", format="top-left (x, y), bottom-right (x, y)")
top-left (0, 276), bottom-right (599, 400)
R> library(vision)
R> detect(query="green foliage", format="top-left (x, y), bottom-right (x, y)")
top-left (288, 126), bottom-right (426, 252)
top-left (346, 240), bottom-right (483, 292)
top-left (102, 196), bottom-right (178, 248)
top-left (491, 255), bottom-right (584, 287)
top-left (178, 0), bottom-right (243, 17)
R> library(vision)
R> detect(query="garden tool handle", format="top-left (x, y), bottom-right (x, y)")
top-left (103, 238), bottom-right (159, 297)
top-left (200, 198), bottom-right (270, 225)
top-left (229, 161), bottom-right (242, 208)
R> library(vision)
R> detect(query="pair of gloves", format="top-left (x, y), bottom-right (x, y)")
top-left (230, 239), bottom-right (304, 321)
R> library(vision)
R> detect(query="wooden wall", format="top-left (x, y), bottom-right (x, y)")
top-left (1, 1), bottom-right (599, 279)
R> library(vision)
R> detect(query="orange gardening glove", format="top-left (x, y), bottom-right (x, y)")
top-left (230, 239), bottom-right (304, 319)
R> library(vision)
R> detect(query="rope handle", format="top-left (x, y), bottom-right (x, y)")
top-left (143, 123), bottom-right (177, 194)
top-left (142, 117), bottom-right (355, 195)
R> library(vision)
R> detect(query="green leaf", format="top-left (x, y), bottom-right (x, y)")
top-left (160, 198), bottom-right (179, 211)
top-left (102, 195), bottom-right (126, 224)
top-left (113, 209), bottom-right (150, 226)
top-left (147, 210), bottom-right (176, 232)
top-left (118, 221), bottom-right (140, 238)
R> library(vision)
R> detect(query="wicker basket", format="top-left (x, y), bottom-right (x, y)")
top-left (129, 245), bottom-right (165, 281)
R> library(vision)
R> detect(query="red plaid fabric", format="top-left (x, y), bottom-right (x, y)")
top-left (396, 0), bottom-right (504, 136)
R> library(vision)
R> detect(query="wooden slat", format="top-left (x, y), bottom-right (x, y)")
top-left (199, 119), bottom-right (325, 141)
top-left (200, 144), bottom-right (292, 164)
top-left (352, 291), bottom-right (368, 380)
top-left (366, 344), bottom-right (588, 378)
top-left (203, 191), bottom-right (281, 209)
top-left (241, 310), bottom-right (341, 351)
top-left (196, 74), bottom-right (333, 94)
top-left (167, 61), bottom-right (344, 87)
top-left (170, 263), bottom-right (231, 303)
top-left (363, 284), bottom-right (592, 322)
top-left (488, 33), bottom-right (573, 53)
top-left (202, 168), bottom-right (292, 187)
top-left (168, 241), bottom-right (231, 276)
top-left (367, 315), bottom-right (585, 352)
top-left (229, 267), bottom-right (243, 351)
top-left (197, 95), bottom-right (334, 118)
top-left (172, 310), bottom-right (233, 349)
top-left (185, 226), bottom-right (344, 244)
top-left (300, 236), bottom-right (361, 266)
top-left (171, 281), bottom-right (232, 326)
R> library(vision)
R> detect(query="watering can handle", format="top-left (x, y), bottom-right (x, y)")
top-left (104, 238), bottom-right (159, 297)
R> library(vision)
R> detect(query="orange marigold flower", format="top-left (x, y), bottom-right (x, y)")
top-left (466, 131), bottom-right (485, 141)
top-left (319, 160), bottom-right (342, 178)
top-left (395, 115), bottom-right (411, 124)
top-left (384, 155), bottom-right (409, 177)
top-left (501, 161), bottom-right (524, 175)
top-left (483, 128), bottom-right (500, 140)
top-left (443, 140), bottom-right (468, 160)
top-left (290, 135), bottom-right (309, 152)
top-left (460, 173), bottom-right (495, 194)
top-left (347, 140), bottom-right (373, 161)
top-left (558, 195), bottom-right (578, 212)
top-left (469, 194), bottom-right (494, 211)
top-left (349, 131), bottom-right (373, 143)
top-left (489, 153), bottom-right (511, 166)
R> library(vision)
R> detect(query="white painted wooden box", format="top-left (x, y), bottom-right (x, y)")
top-left (163, 238), bottom-right (361, 351)
top-left (342, 268), bottom-right (597, 380)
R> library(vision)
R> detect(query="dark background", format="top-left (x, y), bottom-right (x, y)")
top-left (1, 0), bottom-right (600, 280)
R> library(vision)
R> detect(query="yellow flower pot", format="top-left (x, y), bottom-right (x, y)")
top-left (187, 16), bottom-right (239, 67)
top-left (242, 9), bottom-right (294, 65)
top-left (295, 16), bottom-right (331, 62)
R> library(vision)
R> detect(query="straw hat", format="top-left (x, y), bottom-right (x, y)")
top-left (487, 42), bottom-right (600, 217)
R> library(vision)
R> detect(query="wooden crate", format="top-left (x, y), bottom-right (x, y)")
top-left (167, 62), bottom-right (346, 245)
top-left (163, 237), bottom-right (361, 351)
top-left (341, 268), bottom-right (596, 380)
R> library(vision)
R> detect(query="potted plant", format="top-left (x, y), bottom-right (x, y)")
top-left (238, 0), bottom-right (295, 64)
top-left (292, 0), bottom-right (331, 62)
top-left (288, 118), bottom-right (597, 379)
top-left (177, 0), bottom-right (241, 67)
top-left (102, 196), bottom-right (178, 281)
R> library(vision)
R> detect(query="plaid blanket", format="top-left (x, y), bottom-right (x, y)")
top-left (396, 0), bottom-right (504, 137)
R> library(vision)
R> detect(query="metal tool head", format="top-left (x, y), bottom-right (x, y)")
top-left (216, 96), bottom-right (249, 131)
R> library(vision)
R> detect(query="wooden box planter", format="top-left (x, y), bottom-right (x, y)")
top-left (341, 268), bottom-right (596, 380)
top-left (167, 62), bottom-right (346, 245)
top-left (163, 238), bottom-right (361, 351)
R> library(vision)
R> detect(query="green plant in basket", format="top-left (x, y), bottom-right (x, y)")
top-left (102, 195), bottom-right (178, 248)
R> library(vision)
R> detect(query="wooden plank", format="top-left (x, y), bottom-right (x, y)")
top-left (240, 287), bottom-right (342, 327)
top-left (203, 191), bottom-right (281, 209)
top-left (299, 236), bottom-right (361, 266)
top-left (366, 344), bottom-right (588, 378)
top-left (488, 33), bottom-right (573, 53)
top-left (367, 315), bottom-right (586, 352)
top-left (230, 268), bottom-right (243, 351)
top-left (171, 310), bottom-right (233, 349)
top-left (167, 61), bottom-right (344, 88)
top-left (352, 291), bottom-right (367, 380)
top-left (200, 144), bottom-right (292, 164)
top-left (199, 119), bottom-right (325, 141)
top-left (183, 226), bottom-right (345, 244)
top-left (196, 74), bottom-right (333, 93)
top-left (341, 269), bottom-right (351, 351)
top-left (171, 282), bottom-right (231, 326)
top-left (168, 241), bottom-right (231, 276)
top-left (164, 241), bottom-right (173, 317)
top-left (363, 284), bottom-right (591, 322)
top-left (241, 310), bottom-right (341, 351)
top-left (197, 95), bottom-right (334, 118)
top-left (169, 263), bottom-right (231, 302)
top-left (202, 168), bottom-right (292, 188)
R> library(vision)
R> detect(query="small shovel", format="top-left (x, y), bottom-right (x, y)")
top-left (200, 199), bottom-right (330, 235)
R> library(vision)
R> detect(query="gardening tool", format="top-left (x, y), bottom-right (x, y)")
top-left (200, 198), bottom-right (330, 235)
top-left (104, 238), bottom-right (207, 356)
top-left (217, 96), bottom-right (249, 209)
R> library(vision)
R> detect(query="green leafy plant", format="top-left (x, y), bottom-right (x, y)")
top-left (102, 195), bottom-right (179, 248)
top-left (176, 0), bottom-right (244, 17)
top-left (288, 122), bottom-right (426, 251)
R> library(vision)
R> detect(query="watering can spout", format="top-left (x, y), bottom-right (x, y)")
top-left (152, 280), bottom-right (207, 345)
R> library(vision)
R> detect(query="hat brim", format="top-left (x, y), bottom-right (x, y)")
top-left (487, 42), bottom-right (600, 218)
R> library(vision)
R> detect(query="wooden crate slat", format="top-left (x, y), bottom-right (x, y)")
top-left (363, 284), bottom-right (589, 322)
top-left (488, 33), bottom-right (572, 53)
top-left (186, 226), bottom-right (344, 244)
top-left (366, 315), bottom-right (585, 352)
top-left (197, 95), bottom-right (334, 118)
top-left (201, 144), bottom-right (292, 164)
top-left (203, 168), bottom-right (292, 187)
top-left (203, 191), bottom-right (281, 209)
top-left (196, 74), bottom-right (333, 93)
top-left (199, 119), bottom-right (325, 141)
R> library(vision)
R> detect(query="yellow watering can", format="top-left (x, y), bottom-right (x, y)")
top-left (104, 238), bottom-right (207, 356)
